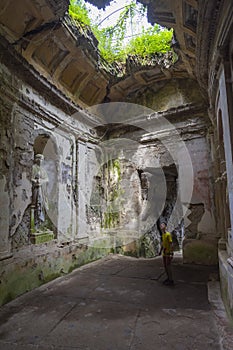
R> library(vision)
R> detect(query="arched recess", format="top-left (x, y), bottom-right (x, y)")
top-left (216, 108), bottom-right (231, 239)
top-left (33, 131), bottom-right (59, 238)
top-left (89, 121), bottom-right (184, 256)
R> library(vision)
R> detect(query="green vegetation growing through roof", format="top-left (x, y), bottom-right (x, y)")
top-left (69, 0), bottom-right (91, 27)
top-left (69, 0), bottom-right (173, 64)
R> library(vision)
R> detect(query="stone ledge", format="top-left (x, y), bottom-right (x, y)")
top-left (183, 238), bottom-right (218, 265)
top-left (208, 281), bottom-right (233, 349)
top-left (30, 230), bottom-right (54, 244)
top-left (218, 250), bottom-right (233, 327)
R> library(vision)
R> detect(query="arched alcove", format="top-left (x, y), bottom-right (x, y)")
top-left (33, 132), bottom-right (59, 239)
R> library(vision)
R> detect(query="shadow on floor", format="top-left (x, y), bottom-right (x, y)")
top-left (0, 254), bottom-right (226, 350)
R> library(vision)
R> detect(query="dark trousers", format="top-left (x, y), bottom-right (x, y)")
top-left (163, 255), bottom-right (173, 281)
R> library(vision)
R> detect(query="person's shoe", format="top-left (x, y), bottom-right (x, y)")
top-left (167, 280), bottom-right (174, 286)
top-left (162, 278), bottom-right (169, 285)
top-left (163, 279), bottom-right (174, 286)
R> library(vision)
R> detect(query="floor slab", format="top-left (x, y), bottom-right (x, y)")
top-left (0, 254), bottom-right (232, 350)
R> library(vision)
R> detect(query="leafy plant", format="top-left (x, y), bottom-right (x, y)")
top-left (126, 25), bottom-right (173, 57)
top-left (68, 0), bottom-right (173, 63)
top-left (69, 0), bottom-right (91, 27)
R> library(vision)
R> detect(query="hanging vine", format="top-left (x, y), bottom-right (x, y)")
top-left (68, 0), bottom-right (173, 63)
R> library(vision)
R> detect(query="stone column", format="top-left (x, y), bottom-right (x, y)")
top-left (218, 64), bottom-right (233, 254)
top-left (77, 139), bottom-right (88, 240)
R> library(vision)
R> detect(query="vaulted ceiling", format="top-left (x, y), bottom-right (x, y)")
top-left (87, 0), bottom-right (223, 101)
top-left (0, 0), bottom-right (224, 107)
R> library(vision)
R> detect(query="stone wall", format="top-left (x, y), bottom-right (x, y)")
top-left (182, 135), bottom-right (218, 265)
top-left (0, 241), bottom-right (110, 306)
top-left (83, 104), bottom-right (216, 261)
top-left (210, 8), bottom-right (233, 318)
top-left (0, 54), bottom-right (109, 305)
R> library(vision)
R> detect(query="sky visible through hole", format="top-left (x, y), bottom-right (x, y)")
top-left (85, 0), bottom-right (152, 44)
top-left (69, 0), bottom-right (173, 63)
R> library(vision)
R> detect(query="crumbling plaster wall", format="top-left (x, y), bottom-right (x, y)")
top-left (132, 132), bottom-right (215, 238)
top-left (90, 109), bottom-right (216, 261)
top-left (184, 136), bottom-right (215, 236)
top-left (0, 59), bottom-right (107, 305)
top-left (92, 75), bottom-right (216, 262)
top-left (78, 141), bottom-right (103, 240)
top-left (182, 135), bottom-right (218, 265)
top-left (0, 62), bottom-right (77, 250)
top-left (133, 80), bottom-right (214, 236)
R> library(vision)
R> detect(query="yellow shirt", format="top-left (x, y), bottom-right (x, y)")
top-left (162, 231), bottom-right (173, 256)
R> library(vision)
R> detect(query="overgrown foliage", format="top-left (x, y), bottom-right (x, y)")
top-left (126, 25), bottom-right (172, 56)
top-left (69, 0), bottom-right (173, 63)
top-left (69, 0), bottom-right (91, 26)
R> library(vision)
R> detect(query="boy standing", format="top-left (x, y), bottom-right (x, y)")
top-left (159, 222), bottom-right (174, 286)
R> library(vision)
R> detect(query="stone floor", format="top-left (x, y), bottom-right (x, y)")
top-left (0, 254), bottom-right (233, 350)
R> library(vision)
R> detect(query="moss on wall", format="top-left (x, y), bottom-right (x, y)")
top-left (0, 244), bottom-right (111, 306)
top-left (102, 158), bottom-right (122, 229)
top-left (183, 239), bottom-right (218, 265)
top-left (103, 211), bottom-right (119, 229)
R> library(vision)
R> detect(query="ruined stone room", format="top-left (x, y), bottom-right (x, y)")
top-left (0, 0), bottom-right (233, 349)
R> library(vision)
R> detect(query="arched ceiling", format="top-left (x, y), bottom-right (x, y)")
top-left (106, 53), bottom-right (190, 103)
top-left (87, 0), bottom-right (221, 100)
top-left (0, 0), bottom-right (222, 108)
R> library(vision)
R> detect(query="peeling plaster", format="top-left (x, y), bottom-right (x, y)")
top-left (0, 176), bottom-right (11, 258)
top-left (11, 172), bottom-right (31, 237)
